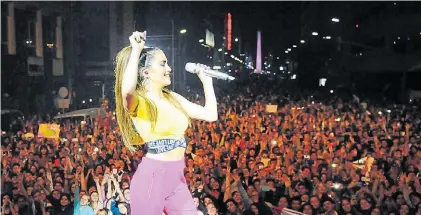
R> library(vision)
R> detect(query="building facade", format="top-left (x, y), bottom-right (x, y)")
top-left (344, 2), bottom-right (421, 73)
top-left (1, 1), bottom-right (69, 114)
top-left (283, 2), bottom-right (421, 95)
top-left (72, 1), bottom-right (134, 109)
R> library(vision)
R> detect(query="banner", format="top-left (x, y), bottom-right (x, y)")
top-left (38, 123), bottom-right (60, 139)
top-left (265, 105), bottom-right (278, 113)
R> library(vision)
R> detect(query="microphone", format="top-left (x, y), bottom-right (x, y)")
top-left (185, 63), bottom-right (235, 81)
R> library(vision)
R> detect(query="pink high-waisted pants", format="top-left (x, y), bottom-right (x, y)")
top-left (130, 157), bottom-right (196, 215)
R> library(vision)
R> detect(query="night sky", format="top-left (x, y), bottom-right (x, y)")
top-left (133, 1), bottom-right (301, 56)
top-left (216, 2), bottom-right (301, 54)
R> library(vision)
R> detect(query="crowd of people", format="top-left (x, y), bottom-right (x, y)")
top-left (1, 75), bottom-right (421, 215)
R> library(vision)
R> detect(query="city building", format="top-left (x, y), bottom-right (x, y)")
top-left (73, 1), bottom-right (135, 108)
top-left (344, 2), bottom-right (421, 73)
top-left (291, 2), bottom-right (353, 88)
top-left (342, 2), bottom-right (421, 96)
top-left (282, 2), bottom-right (421, 95)
top-left (1, 1), bottom-right (70, 113)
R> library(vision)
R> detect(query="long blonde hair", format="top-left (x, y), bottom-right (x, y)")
top-left (114, 46), bottom-right (190, 151)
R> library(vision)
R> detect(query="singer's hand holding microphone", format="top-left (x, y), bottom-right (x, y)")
top-left (189, 63), bottom-right (213, 85)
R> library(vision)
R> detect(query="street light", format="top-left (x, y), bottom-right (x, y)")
top-left (285, 50), bottom-right (288, 53)
top-left (293, 45), bottom-right (297, 48)
top-left (199, 39), bottom-right (204, 43)
top-left (179, 29), bottom-right (187, 34)
top-left (331, 18), bottom-right (340, 23)
top-left (312, 32), bottom-right (318, 36)
top-left (325, 36), bottom-right (332, 40)
top-left (300, 40), bottom-right (305, 43)
top-left (218, 48), bottom-right (222, 52)
top-left (287, 48), bottom-right (291, 51)
top-left (235, 38), bottom-right (239, 42)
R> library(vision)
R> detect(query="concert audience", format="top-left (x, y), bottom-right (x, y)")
top-left (1, 75), bottom-right (420, 215)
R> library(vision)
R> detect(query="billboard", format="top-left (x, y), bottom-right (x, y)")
top-left (205, 29), bottom-right (215, 48)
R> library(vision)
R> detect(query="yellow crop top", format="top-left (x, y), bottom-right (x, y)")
top-left (128, 95), bottom-right (189, 144)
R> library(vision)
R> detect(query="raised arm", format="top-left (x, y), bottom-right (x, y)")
top-left (18, 173), bottom-right (30, 200)
top-left (74, 181), bottom-right (81, 207)
top-left (110, 175), bottom-right (125, 201)
top-left (106, 177), bottom-right (114, 200)
top-left (115, 32), bottom-right (147, 149)
top-left (121, 31), bottom-right (146, 110)
top-left (93, 175), bottom-right (104, 203)
top-left (223, 165), bottom-right (232, 202)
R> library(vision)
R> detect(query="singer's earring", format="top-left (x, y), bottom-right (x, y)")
top-left (142, 71), bottom-right (149, 81)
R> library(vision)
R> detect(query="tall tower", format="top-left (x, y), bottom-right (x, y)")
top-left (256, 31), bottom-right (262, 73)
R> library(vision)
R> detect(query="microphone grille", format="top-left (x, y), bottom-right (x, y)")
top-left (185, 62), bottom-right (196, 73)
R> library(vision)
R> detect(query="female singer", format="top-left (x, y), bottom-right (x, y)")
top-left (114, 31), bottom-right (217, 215)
